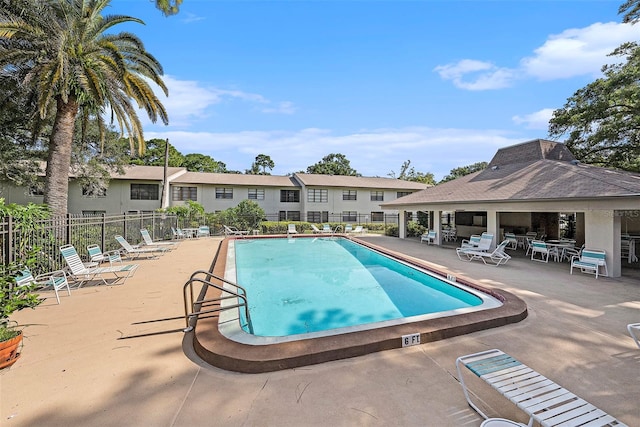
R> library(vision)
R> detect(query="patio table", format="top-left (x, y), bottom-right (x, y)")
top-left (544, 240), bottom-right (574, 262)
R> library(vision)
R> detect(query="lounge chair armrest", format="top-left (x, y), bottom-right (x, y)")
top-left (34, 269), bottom-right (67, 285)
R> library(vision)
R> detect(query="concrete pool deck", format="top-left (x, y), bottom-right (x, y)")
top-left (2, 235), bottom-right (638, 426)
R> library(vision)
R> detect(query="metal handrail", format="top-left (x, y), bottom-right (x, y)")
top-left (183, 269), bottom-right (253, 334)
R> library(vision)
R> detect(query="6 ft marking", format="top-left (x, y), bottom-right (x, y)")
top-left (402, 333), bottom-right (421, 347)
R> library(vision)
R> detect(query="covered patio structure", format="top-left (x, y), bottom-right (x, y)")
top-left (382, 139), bottom-right (640, 277)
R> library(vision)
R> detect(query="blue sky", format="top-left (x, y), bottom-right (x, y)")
top-left (111, 0), bottom-right (640, 180)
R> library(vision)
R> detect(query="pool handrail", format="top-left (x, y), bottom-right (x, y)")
top-left (183, 269), bottom-right (254, 334)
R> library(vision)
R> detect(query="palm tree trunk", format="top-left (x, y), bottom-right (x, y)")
top-left (44, 96), bottom-right (78, 217)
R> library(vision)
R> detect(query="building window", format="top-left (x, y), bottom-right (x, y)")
top-left (82, 185), bottom-right (107, 198)
top-left (397, 191), bottom-right (412, 198)
top-left (343, 190), bottom-right (357, 201)
top-left (307, 189), bottom-right (328, 203)
top-left (279, 211), bottom-right (300, 221)
top-left (342, 211), bottom-right (357, 222)
top-left (28, 182), bottom-right (45, 196)
top-left (280, 189), bottom-right (300, 203)
top-left (370, 191), bottom-right (384, 201)
top-left (216, 187), bottom-right (233, 199)
top-left (172, 186), bottom-right (197, 201)
top-left (307, 211), bottom-right (329, 223)
top-left (248, 188), bottom-right (265, 200)
top-left (131, 184), bottom-right (159, 200)
top-left (370, 211), bottom-right (384, 222)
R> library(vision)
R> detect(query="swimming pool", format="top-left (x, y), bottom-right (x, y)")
top-left (220, 237), bottom-right (501, 344)
top-left (192, 235), bottom-right (527, 373)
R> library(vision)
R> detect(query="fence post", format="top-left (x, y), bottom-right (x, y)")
top-left (4, 215), bottom-right (13, 264)
top-left (101, 213), bottom-right (106, 250)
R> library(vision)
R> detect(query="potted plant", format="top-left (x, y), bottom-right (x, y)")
top-left (0, 261), bottom-right (42, 369)
top-left (0, 199), bottom-right (48, 369)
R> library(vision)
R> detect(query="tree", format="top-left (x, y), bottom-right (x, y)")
top-left (219, 200), bottom-right (265, 231)
top-left (549, 43), bottom-right (640, 172)
top-left (255, 154), bottom-right (275, 175)
top-left (439, 161), bottom-right (488, 183)
top-left (620, 0), bottom-right (640, 23)
top-left (389, 160), bottom-right (436, 185)
top-left (130, 139), bottom-right (183, 167)
top-left (183, 153), bottom-right (227, 173)
top-left (0, 0), bottom-right (168, 217)
top-left (155, 0), bottom-right (183, 16)
top-left (306, 153), bottom-right (360, 176)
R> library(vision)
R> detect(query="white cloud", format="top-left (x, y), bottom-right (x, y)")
top-left (145, 126), bottom-right (526, 180)
top-left (140, 75), bottom-right (296, 128)
top-left (434, 60), bottom-right (517, 90)
top-left (436, 21), bottom-right (640, 90)
top-left (521, 21), bottom-right (640, 80)
top-left (512, 108), bottom-right (555, 130)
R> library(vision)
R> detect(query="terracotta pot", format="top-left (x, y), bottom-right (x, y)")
top-left (0, 331), bottom-right (23, 369)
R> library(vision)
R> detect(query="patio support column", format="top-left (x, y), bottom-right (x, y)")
top-left (434, 210), bottom-right (443, 245)
top-left (584, 210), bottom-right (620, 277)
top-left (486, 209), bottom-right (499, 250)
top-left (398, 209), bottom-right (407, 239)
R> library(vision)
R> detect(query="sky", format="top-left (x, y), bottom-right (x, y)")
top-left (109, 0), bottom-right (640, 180)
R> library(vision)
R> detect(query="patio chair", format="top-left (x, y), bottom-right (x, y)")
top-left (140, 229), bottom-right (179, 249)
top-left (60, 244), bottom-right (138, 287)
top-left (171, 227), bottom-right (186, 240)
top-left (223, 225), bottom-right (250, 236)
top-left (115, 235), bottom-right (169, 260)
top-left (310, 224), bottom-right (322, 234)
top-left (457, 240), bottom-right (511, 266)
top-left (628, 323), bottom-right (640, 349)
top-left (15, 268), bottom-right (71, 305)
top-left (530, 240), bottom-right (552, 262)
top-left (344, 224), bottom-right (353, 233)
top-left (87, 244), bottom-right (123, 266)
top-left (352, 225), bottom-right (364, 234)
top-left (287, 224), bottom-right (298, 234)
top-left (196, 226), bottom-right (210, 238)
top-left (456, 348), bottom-right (627, 427)
top-left (321, 224), bottom-right (332, 233)
top-left (504, 232), bottom-right (518, 250)
top-left (420, 230), bottom-right (437, 245)
top-left (570, 248), bottom-right (608, 278)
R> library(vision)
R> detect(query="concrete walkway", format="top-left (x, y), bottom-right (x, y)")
top-left (1, 235), bottom-right (638, 427)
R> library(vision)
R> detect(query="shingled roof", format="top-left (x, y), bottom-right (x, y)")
top-left (382, 139), bottom-right (640, 207)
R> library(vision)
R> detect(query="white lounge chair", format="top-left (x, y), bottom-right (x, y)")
top-left (310, 224), bottom-right (322, 234)
top-left (456, 233), bottom-right (493, 258)
top-left (287, 224), bottom-right (298, 234)
top-left (61, 244), bottom-right (138, 287)
top-left (344, 224), bottom-right (353, 233)
top-left (352, 225), bottom-right (364, 234)
top-left (504, 232), bottom-right (518, 250)
top-left (223, 225), bottom-right (250, 236)
top-left (628, 323), bottom-right (640, 349)
top-left (456, 348), bottom-right (627, 427)
top-left (140, 228), bottom-right (179, 248)
top-left (196, 225), bottom-right (210, 238)
top-left (457, 240), bottom-right (511, 266)
top-left (570, 248), bottom-right (608, 278)
top-left (15, 268), bottom-right (71, 305)
top-left (115, 235), bottom-right (169, 260)
top-left (321, 224), bottom-right (332, 233)
top-left (420, 230), bottom-right (437, 244)
top-left (459, 235), bottom-right (481, 249)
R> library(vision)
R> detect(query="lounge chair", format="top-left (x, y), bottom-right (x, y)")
top-left (140, 228), bottom-right (179, 249)
top-left (352, 225), bottom-right (364, 234)
top-left (420, 230), bottom-right (437, 245)
top-left (457, 233), bottom-right (494, 257)
top-left (457, 240), bottom-right (511, 266)
top-left (15, 268), bottom-right (71, 304)
top-left (459, 235), bottom-right (481, 249)
top-left (87, 244), bottom-right (123, 265)
top-left (115, 235), bottom-right (169, 260)
top-left (60, 244), bottom-right (138, 287)
top-left (287, 224), bottom-right (298, 234)
top-left (456, 348), bottom-right (627, 427)
top-left (310, 224), bottom-right (322, 234)
top-left (628, 323), bottom-right (640, 348)
top-left (223, 225), bottom-right (250, 236)
top-left (570, 248), bottom-right (608, 278)
top-left (171, 227), bottom-right (185, 240)
top-left (321, 224), bottom-right (332, 233)
top-left (344, 224), bottom-right (353, 233)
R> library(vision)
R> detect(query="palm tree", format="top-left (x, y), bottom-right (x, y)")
top-left (0, 0), bottom-right (169, 216)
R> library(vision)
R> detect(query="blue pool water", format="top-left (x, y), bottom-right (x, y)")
top-left (230, 237), bottom-right (494, 338)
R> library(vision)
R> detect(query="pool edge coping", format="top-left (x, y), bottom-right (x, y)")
top-left (193, 235), bottom-right (528, 373)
